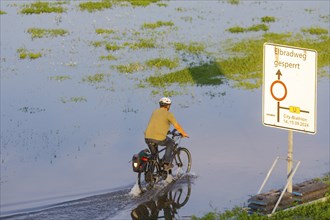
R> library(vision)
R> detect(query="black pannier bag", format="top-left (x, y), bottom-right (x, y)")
top-left (132, 149), bottom-right (150, 172)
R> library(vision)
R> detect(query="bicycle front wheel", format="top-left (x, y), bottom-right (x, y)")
top-left (171, 147), bottom-right (191, 178)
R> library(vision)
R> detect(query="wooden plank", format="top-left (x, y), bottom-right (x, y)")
top-left (293, 188), bottom-right (328, 203)
top-left (248, 190), bottom-right (293, 206)
top-left (292, 180), bottom-right (328, 196)
top-left (248, 180), bottom-right (329, 214)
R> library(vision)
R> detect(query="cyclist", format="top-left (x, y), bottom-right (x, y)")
top-left (144, 97), bottom-right (189, 171)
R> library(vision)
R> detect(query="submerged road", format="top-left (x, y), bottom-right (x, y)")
top-left (1, 176), bottom-right (194, 220)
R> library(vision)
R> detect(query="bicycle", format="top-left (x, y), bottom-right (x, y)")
top-left (132, 129), bottom-right (192, 192)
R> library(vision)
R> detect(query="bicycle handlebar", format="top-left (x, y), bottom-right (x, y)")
top-left (168, 129), bottom-right (182, 137)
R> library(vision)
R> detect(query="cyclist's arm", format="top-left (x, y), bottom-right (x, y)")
top-left (173, 123), bottom-right (189, 138)
top-left (168, 112), bottom-right (189, 138)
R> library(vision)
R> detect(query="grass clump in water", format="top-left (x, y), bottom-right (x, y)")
top-left (126, 0), bottom-right (160, 7)
top-left (115, 63), bottom-right (145, 73)
top-left (100, 54), bottom-right (117, 61)
top-left (157, 3), bottom-right (168, 7)
top-left (79, 0), bottom-right (112, 12)
top-left (20, 1), bottom-right (67, 14)
top-left (27, 28), bottom-right (69, 39)
top-left (261, 16), bottom-right (276, 23)
top-left (173, 42), bottom-right (206, 54)
top-left (248, 24), bottom-right (269, 31)
top-left (105, 43), bottom-right (122, 51)
top-left (145, 58), bottom-right (179, 70)
top-left (142, 21), bottom-right (174, 29)
top-left (82, 73), bottom-right (105, 83)
top-left (227, 0), bottom-right (240, 5)
top-left (91, 41), bottom-right (107, 48)
top-left (227, 24), bottom-right (269, 33)
top-left (0, 10), bottom-right (7, 14)
top-left (227, 26), bottom-right (245, 33)
top-left (129, 38), bottom-right (156, 50)
top-left (95, 29), bottom-right (115, 35)
top-left (302, 27), bottom-right (328, 35)
top-left (49, 75), bottom-right (71, 81)
top-left (17, 47), bottom-right (42, 60)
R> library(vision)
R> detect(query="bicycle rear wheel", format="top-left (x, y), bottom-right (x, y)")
top-left (171, 147), bottom-right (191, 178)
top-left (138, 161), bottom-right (159, 192)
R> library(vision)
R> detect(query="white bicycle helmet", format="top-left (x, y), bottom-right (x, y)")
top-left (159, 97), bottom-right (172, 106)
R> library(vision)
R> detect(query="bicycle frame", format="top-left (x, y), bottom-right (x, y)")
top-left (149, 140), bottom-right (181, 170)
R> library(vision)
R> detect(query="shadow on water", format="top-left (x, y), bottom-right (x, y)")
top-left (146, 60), bottom-right (227, 87)
top-left (1, 176), bottom-right (194, 220)
top-left (185, 61), bottom-right (226, 86)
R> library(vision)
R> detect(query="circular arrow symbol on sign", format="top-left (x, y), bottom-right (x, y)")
top-left (270, 80), bottom-right (287, 101)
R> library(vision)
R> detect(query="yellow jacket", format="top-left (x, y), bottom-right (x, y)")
top-left (145, 107), bottom-right (188, 140)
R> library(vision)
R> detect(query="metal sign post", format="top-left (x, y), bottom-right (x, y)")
top-left (287, 130), bottom-right (293, 193)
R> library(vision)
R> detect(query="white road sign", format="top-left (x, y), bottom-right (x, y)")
top-left (262, 43), bottom-right (317, 134)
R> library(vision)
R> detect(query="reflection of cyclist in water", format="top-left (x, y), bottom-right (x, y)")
top-left (131, 201), bottom-right (158, 220)
top-left (130, 180), bottom-right (191, 220)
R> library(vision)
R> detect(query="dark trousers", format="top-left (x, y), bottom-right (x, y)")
top-left (145, 137), bottom-right (175, 164)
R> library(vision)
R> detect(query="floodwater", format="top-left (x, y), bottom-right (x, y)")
top-left (1, 1), bottom-right (329, 219)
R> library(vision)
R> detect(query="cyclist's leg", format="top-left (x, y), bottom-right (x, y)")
top-left (160, 137), bottom-right (175, 164)
top-left (145, 139), bottom-right (158, 155)
top-left (145, 137), bottom-right (174, 168)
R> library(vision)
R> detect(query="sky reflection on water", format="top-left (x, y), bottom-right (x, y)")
top-left (1, 0), bottom-right (329, 218)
